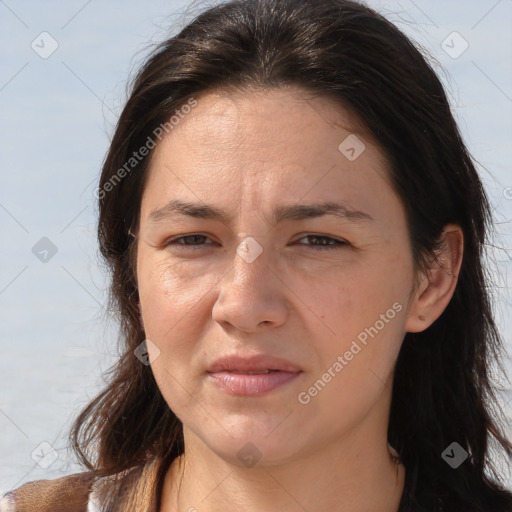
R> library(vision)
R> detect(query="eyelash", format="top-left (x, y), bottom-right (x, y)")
top-left (165, 234), bottom-right (350, 251)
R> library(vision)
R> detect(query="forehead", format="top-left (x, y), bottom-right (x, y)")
top-left (140, 86), bottom-right (397, 227)
top-left (155, 86), bottom-right (378, 160)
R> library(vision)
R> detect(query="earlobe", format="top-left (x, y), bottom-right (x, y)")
top-left (405, 224), bottom-right (464, 333)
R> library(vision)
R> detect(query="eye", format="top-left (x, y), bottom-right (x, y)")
top-left (164, 233), bottom-right (350, 251)
top-left (165, 234), bottom-right (214, 250)
top-left (295, 234), bottom-right (350, 251)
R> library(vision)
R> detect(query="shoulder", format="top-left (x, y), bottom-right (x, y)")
top-left (1, 457), bottom-right (169, 512)
top-left (0, 472), bottom-right (96, 512)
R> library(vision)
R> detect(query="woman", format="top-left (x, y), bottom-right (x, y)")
top-left (2, 0), bottom-right (511, 510)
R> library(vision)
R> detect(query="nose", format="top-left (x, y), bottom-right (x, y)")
top-left (211, 236), bottom-right (289, 332)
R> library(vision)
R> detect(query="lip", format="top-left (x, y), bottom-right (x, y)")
top-left (208, 354), bottom-right (302, 373)
top-left (207, 354), bottom-right (303, 396)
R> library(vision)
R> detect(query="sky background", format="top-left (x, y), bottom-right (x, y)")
top-left (1, 0), bottom-right (511, 494)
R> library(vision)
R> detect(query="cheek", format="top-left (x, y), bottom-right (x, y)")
top-left (138, 260), bottom-right (211, 413)
top-left (312, 253), bottom-right (410, 374)
top-left (317, 260), bottom-right (403, 323)
top-left (138, 257), bottom-right (215, 335)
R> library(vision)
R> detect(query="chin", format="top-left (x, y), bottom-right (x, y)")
top-left (187, 415), bottom-right (314, 468)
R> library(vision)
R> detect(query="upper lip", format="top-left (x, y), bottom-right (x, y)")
top-left (207, 354), bottom-right (302, 373)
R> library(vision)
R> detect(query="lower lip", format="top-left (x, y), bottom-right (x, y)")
top-left (208, 371), bottom-right (301, 396)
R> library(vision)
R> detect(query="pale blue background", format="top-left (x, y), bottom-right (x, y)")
top-left (1, 0), bottom-right (511, 493)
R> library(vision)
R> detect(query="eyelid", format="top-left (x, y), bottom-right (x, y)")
top-left (164, 233), bottom-right (351, 250)
top-left (294, 234), bottom-right (350, 251)
top-left (165, 233), bottom-right (215, 244)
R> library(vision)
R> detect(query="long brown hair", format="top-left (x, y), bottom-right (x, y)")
top-left (70, 0), bottom-right (512, 510)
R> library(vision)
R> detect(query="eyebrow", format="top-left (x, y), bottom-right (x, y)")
top-left (148, 199), bottom-right (374, 225)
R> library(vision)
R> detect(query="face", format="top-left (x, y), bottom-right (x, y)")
top-left (136, 87), bottom-right (417, 466)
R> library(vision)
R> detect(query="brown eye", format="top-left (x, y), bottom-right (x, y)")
top-left (165, 234), bottom-right (214, 249)
top-left (295, 234), bottom-right (350, 251)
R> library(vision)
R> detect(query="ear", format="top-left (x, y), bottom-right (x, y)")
top-left (405, 224), bottom-right (464, 333)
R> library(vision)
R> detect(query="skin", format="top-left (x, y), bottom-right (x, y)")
top-left (135, 86), bottom-right (464, 512)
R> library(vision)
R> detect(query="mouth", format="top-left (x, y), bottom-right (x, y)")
top-left (208, 370), bottom-right (302, 395)
top-left (223, 369), bottom-right (280, 374)
top-left (207, 354), bottom-right (303, 395)
top-left (208, 354), bottom-right (302, 374)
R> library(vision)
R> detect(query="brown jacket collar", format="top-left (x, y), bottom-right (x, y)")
top-left (2, 458), bottom-right (164, 512)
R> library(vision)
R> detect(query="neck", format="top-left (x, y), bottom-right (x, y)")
top-left (160, 422), bottom-right (405, 512)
